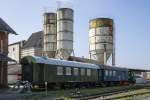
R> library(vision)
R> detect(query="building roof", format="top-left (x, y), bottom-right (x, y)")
top-left (22, 31), bottom-right (43, 49)
top-left (0, 18), bottom-right (17, 35)
top-left (9, 40), bottom-right (26, 46)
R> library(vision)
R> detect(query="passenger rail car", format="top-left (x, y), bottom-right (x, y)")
top-left (21, 56), bottom-right (99, 87)
top-left (20, 56), bottom-right (132, 88)
top-left (99, 65), bottom-right (129, 85)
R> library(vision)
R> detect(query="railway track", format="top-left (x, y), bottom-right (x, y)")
top-left (73, 84), bottom-right (150, 100)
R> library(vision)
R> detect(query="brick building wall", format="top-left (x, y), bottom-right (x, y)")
top-left (0, 31), bottom-right (8, 87)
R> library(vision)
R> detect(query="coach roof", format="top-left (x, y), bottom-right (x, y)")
top-left (21, 56), bottom-right (100, 69)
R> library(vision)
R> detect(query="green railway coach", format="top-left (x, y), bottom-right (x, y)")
top-left (21, 56), bottom-right (100, 87)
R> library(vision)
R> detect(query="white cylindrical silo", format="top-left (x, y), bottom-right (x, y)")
top-left (43, 13), bottom-right (57, 58)
top-left (56, 8), bottom-right (74, 60)
top-left (89, 18), bottom-right (114, 64)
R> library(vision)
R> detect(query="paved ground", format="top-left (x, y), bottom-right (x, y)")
top-left (0, 93), bottom-right (54, 100)
top-left (0, 89), bottom-right (54, 100)
top-left (0, 84), bottom-right (150, 100)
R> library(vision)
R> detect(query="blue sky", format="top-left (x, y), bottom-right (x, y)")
top-left (0, 0), bottom-right (150, 69)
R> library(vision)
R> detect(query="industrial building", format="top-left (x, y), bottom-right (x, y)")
top-left (8, 40), bottom-right (26, 64)
top-left (42, 9), bottom-right (115, 65)
top-left (55, 8), bottom-right (74, 60)
top-left (43, 13), bottom-right (57, 58)
top-left (21, 31), bottom-right (43, 58)
top-left (0, 18), bottom-right (17, 86)
top-left (89, 18), bottom-right (115, 65)
top-left (43, 8), bottom-right (74, 60)
top-left (8, 31), bottom-right (43, 59)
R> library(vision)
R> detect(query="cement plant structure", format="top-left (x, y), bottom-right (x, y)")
top-left (43, 7), bottom-right (115, 65)
top-left (89, 18), bottom-right (115, 65)
top-left (43, 7), bottom-right (74, 60)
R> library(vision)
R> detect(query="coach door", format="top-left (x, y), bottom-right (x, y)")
top-left (37, 64), bottom-right (44, 82)
top-left (34, 64), bottom-right (44, 82)
top-left (98, 69), bottom-right (102, 82)
top-left (22, 63), bottom-right (33, 82)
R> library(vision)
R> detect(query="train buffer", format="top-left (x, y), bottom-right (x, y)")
top-left (70, 88), bottom-right (82, 98)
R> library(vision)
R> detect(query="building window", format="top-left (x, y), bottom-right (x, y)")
top-left (57, 66), bottom-right (63, 75)
top-left (81, 68), bottom-right (85, 76)
top-left (13, 48), bottom-right (15, 51)
top-left (66, 67), bottom-right (71, 75)
top-left (87, 69), bottom-right (91, 76)
top-left (74, 68), bottom-right (78, 76)
top-left (105, 70), bottom-right (109, 76)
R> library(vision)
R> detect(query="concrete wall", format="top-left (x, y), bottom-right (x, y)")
top-left (8, 64), bottom-right (21, 84)
top-left (8, 41), bottom-right (25, 64)
top-left (8, 43), bottom-right (20, 63)
top-left (21, 47), bottom-right (42, 58)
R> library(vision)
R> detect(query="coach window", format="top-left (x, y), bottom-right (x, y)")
top-left (105, 70), bottom-right (109, 76)
top-left (74, 68), bottom-right (79, 76)
top-left (122, 71), bottom-right (125, 80)
top-left (81, 68), bottom-right (85, 76)
top-left (87, 69), bottom-right (91, 76)
top-left (109, 70), bottom-right (112, 77)
top-left (66, 67), bottom-right (71, 75)
top-left (57, 66), bottom-right (63, 75)
top-left (113, 71), bottom-right (116, 76)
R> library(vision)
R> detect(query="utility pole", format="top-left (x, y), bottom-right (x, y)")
top-left (104, 44), bottom-right (107, 65)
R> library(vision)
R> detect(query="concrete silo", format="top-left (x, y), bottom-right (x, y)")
top-left (89, 18), bottom-right (115, 65)
top-left (43, 13), bottom-right (57, 58)
top-left (56, 8), bottom-right (74, 60)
